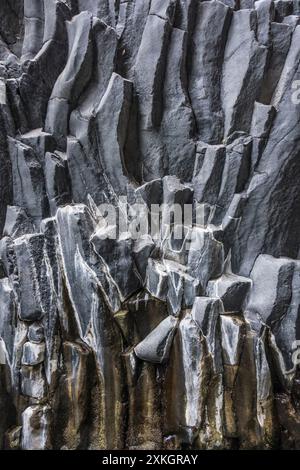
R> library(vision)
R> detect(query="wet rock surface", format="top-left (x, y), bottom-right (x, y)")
top-left (0, 0), bottom-right (299, 450)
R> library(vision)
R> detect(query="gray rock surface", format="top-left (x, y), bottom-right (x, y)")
top-left (134, 315), bottom-right (178, 363)
top-left (207, 273), bottom-right (252, 313)
top-left (0, 0), bottom-right (299, 451)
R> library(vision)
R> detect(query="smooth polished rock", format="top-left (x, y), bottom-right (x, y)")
top-left (134, 315), bottom-right (178, 364)
top-left (246, 254), bottom-right (295, 326)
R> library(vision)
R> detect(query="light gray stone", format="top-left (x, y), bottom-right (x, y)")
top-left (22, 341), bottom-right (45, 366)
top-left (134, 315), bottom-right (178, 363)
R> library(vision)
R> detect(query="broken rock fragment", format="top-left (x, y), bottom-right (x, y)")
top-left (134, 315), bottom-right (178, 364)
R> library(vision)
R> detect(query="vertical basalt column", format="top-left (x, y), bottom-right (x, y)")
top-left (0, 0), bottom-right (299, 451)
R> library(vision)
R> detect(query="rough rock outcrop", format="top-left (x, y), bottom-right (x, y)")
top-left (0, 0), bottom-right (299, 450)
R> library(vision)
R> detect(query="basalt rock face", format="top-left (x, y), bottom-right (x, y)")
top-left (0, 0), bottom-right (300, 451)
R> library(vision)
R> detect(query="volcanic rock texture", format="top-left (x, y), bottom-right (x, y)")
top-left (0, 0), bottom-right (300, 450)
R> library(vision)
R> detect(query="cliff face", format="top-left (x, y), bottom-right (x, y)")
top-left (0, 0), bottom-right (300, 450)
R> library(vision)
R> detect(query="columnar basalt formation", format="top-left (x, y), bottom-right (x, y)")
top-left (0, 0), bottom-right (300, 450)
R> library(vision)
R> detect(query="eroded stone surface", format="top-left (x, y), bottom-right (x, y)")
top-left (0, 0), bottom-right (299, 451)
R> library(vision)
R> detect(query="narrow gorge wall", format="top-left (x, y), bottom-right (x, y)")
top-left (0, 0), bottom-right (300, 450)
